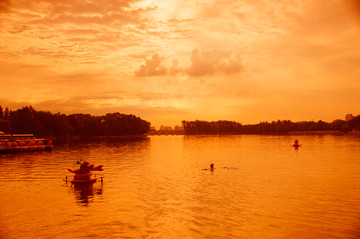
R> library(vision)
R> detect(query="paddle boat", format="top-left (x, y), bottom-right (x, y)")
top-left (65, 161), bottom-right (103, 186)
top-left (0, 133), bottom-right (53, 153)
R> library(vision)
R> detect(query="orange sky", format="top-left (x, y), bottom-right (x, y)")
top-left (1, 0), bottom-right (360, 128)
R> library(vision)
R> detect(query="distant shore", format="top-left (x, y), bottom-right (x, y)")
top-left (286, 130), bottom-right (344, 135)
top-left (147, 130), bottom-right (347, 136)
top-left (1, 105), bottom-right (359, 138)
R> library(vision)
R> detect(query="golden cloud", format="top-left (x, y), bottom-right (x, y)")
top-left (135, 49), bottom-right (243, 77)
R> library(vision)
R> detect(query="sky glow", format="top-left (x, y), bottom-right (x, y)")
top-left (1, 0), bottom-right (360, 128)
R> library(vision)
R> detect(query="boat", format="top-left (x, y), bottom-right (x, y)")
top-left (292, 139), bottom-right (300, 148)
top-left (0, 133), bottom-right (54, 153)
top-left (66, 161), bottom-right (103, 186)
top-left (349, 129), bottom-right (360, 137)
top-left (71, 178), bottom-right (98, 184)
top-left (66, 177), bottom-right (100, 186)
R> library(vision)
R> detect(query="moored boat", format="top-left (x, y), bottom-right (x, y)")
top-left (0, 133), bottom-right (53, 153)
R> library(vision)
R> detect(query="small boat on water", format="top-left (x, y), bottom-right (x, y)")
top-left (349, 129), bottom-right (360, 137)
top-left (292, 139), bottom-right (300, 148)
top-left (66, 161), bottom-right (104, 186)
top-left (70, 178), bottom-right (98, 184)
top-left (0, 133), bottom-right (54, 153)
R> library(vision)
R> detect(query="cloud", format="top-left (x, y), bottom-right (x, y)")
top-left (7, 25), bottom-right (31, 34)
top-left (0, 0), bottom-right (11, 12)
top-left (188, 49), bottom-right (243, 76)
top-left (135, 49), bottom-right (243, 77)
top-left (0, 0), bottom-right (157, 70)
top-left (2, 0), bottom-right (148, 23)
top-left (169, 59), bottom-right (180, 75)
top-left (1, 0), bottom-right (359, 128)
top-left (30, 11), bottom-right (142, 26)
top-left (135, 54), bottom-right (168, 77)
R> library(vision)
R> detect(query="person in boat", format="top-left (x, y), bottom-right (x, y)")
top-left (68, 161), bottom-right (103, 180)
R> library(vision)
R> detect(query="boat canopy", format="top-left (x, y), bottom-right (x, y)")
top-left (0, 134), bottom-right (35, 139)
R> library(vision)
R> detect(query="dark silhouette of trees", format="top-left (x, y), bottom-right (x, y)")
top-left (102, 113), bottom-right (150, 136)
top-left (348, 115), bottom-right (360, 131)
top-left (67, 113), bottom-right (100, 136)
top-left (1, 104), bottom-right (359, 136)
top-left (0, 119), bottom-right (11, 133)
top-left (182, 117), bottom-right (357, 135)
top-left (0, 105), bottom-right (150, 137)
top-left (0, 105), bottom-right (11, 133)
top-left (4, 107), bottom-right (10, 120)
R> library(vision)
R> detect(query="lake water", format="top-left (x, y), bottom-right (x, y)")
top-left (1, 135), bottom-right (360, 238)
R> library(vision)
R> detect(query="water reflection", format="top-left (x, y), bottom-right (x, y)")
top-left (1, 135), bottom-right (360, 238)
top-left (53, 136), bottom-right (150, 149)
top-left (71, 183), bottom-right (103, 206)
top-left (64, 173), bottom-right (104, 206)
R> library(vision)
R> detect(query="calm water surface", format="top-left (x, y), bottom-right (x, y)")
top-left (1, 135), bottom-right (360, 238)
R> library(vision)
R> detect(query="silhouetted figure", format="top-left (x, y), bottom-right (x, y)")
top-left (203, 164), bottom-right (215, 171)
top-left (68, 161), bottom-right (103, 180)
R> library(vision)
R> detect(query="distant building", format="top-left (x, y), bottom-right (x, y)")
top-left (160, 125), bottom-right (172, 131)
top-left (147, 125), bottom-right (184, 135)
top-left (345, 114), bottom-right (354, 121)
top-left (174, 125), bottom-right (184, 131)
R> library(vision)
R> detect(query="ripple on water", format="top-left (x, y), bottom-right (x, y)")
top-left (1, 135), bottom-right (360, 238)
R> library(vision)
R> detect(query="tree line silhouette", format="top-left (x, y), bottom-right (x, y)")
top-left (1, 105), bottom-right (359, 137)
top-left (0, 105), bottom-right (151, 137)
top-left (182, 116), bottom-right (360, 135)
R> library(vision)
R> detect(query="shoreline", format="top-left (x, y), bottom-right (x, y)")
top-left (148, 130), bottom-right (345, 136)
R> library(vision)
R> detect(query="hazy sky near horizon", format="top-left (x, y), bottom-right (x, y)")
top-left (1, 0), bottom-right (360, 128)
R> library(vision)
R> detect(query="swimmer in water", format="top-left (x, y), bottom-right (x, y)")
top-left (203, 164), bottom-right (215, 170)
